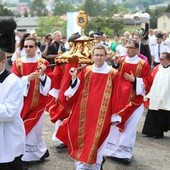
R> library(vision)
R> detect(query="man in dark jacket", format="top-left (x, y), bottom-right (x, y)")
top-left (133, 33), bottom-right (152, 66)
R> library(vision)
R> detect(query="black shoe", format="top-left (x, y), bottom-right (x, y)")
top-left (56, 143), bottom-right (67, 149)
top-left (22, 161), bottom-right (29, 170)
top-left (100, 157), bottom-right (106, 170)
top-left (110, 156), bottom-right (131, 165)
top-left (143, 133), bottom-right (154, 138)
top-left (146, 134), bottom-right (154, 137)
top-left (153, 135), bottom-right (163, 139)
top-left (38, 150), bottom-right (50, 163)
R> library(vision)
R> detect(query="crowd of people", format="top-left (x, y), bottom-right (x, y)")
top-left (1, 27), bottom-right (170, 170)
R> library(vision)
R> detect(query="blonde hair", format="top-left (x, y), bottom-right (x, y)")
top-left (0, 49), bottom-right (6, 61)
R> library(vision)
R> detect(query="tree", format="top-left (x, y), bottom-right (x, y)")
top-left (122, 0), bottom-right (169, 12)
top-left (36, 16), bottom-right (66, 37)
top-left (145, 7), bottom-right (166, 28)
top-left (103, 2), bottom-right (128, 17)
top-left (24, 8), bottom-right (28, 17)
top-left (0, 4), bottom-right (14, 16)
top-left (20, 0), bottom-right (31, 2)
top-left (82, 0), bottom-right (104, 17)
top-left (53, 0), bottom-right (76, 16)
top-left (86, 16), bottom-right (124, 36)
top-left (30, 0), bottom-right (48, 16)
top-left (165, 3), bottom-right (170, 12)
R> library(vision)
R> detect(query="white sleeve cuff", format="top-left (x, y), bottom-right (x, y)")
top-left (40, 76), bottom-right (51, 96)
top-left (21, 76), bottom-right (30, 96)
top-left (111, 114), bottom-right (121, 123)
top-left (48, 88), bottom-right (60, 99)
top-left (64, 78), bottom-right (80, 98)
top-left (136, 77), bottom-right (145, 96)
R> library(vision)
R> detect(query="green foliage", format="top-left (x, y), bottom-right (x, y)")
top-left (30, 0), bottom-right (48, 16)
top-left (123, 0), bottom-right (169, 11)
top-left (20, 0), bottom-right (31, 2)
top-left (145, 6), bottom-right (167, 28)
top-left (36, 16), bottom-right (66, 37)
top-left (81, 0), bottom-right (128, 18)
top-left (53, 0), bottom-right (76, 15)
top-left (82, 0), bottom-right (104, 17)
top-left (102, 3), bottom-right (124, 17)
top-left (86, 17), bottom-right (124, 37)
top-left (0, 4), bottom-right (14, 16)
top-left (165, 3), bottom-right (170, 12)
top-left (24, 8), bottom-right (29, 17)
top-left (15, 13), bottom-right (21, 17)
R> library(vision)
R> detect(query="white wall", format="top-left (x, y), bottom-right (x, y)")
top-left (67, 12), bottom-right (81, 39)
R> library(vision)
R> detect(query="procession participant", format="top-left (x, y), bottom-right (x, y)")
top-left (0, 49), bottom-right (25, 170)
top-left (133, 32), bottom-right (151, 65)
top-left (104, 39), bottom-right (152, 164)
top-left (151, 33), bottom-right (169, 67)
top-left (11, 37), bottom-right (51, 163)
top-left (11, 33), bottom-right (30, 61)
top-left (142, 52), bottom-right (170, 139)
top-left (47, 62), bottom-right (81, 149)
top-left (56, 45), bottom-right (119, 170)
top-left (148, 29), bottom-right (158, 51)
top-left (46, 32), bottom-right (82, 149)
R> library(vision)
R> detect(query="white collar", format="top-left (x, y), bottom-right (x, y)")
top-left (92, 62), bottom-right (111, 73)
top-left (0, 69), bottom-right (5, 75)
top-left (22, 55), bottom-right (39, 63)
top-left (125, 55), bottom-right (139, 64)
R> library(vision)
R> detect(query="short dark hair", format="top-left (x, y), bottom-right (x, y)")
top-left (92, 44), bottom-right (107, 55)
top-left (61, 36), bottom-right (66, 39)
top-left (0, 49), bottom-right (6, 61)
top-left (45, 33), bottom-right (52, 39)
top-left (162, 52), bottom-right (170, 61)
top-left (113, 34), bottom-right (119, 38)
top-left (19, 32), bottom-right (31, 50)
top-left (128, 38), bottom-right (139, 49)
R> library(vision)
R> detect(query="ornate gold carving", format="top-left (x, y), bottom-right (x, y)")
top-left (55, 11), bottom-right (95, 64)
top-left (76, 10), bottom-right (89, 30)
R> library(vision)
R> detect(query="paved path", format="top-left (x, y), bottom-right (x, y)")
top-left (28, 112), bottom-right (170, 170)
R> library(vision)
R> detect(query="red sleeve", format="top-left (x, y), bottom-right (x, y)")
top-left (52, 65), bottom-right (64, 89)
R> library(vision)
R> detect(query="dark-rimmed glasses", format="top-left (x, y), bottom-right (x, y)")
top-left (24, 45), bottom-right (35, 48)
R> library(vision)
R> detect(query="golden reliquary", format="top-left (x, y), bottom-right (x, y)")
top-left (55, 10), bottom-right (95, 64)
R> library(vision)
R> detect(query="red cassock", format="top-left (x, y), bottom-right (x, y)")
top-left (11, 57), bottom-right (52, 135)
top-left (113, 57), bottom-right (152, 131)
top-left (47, 63), bottom-right (80, 123)
top-left (57, 65), bottom-right (117, 164)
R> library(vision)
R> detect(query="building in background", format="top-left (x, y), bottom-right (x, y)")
top-left (157, 13), bottom-right (170, 32)
top-left (15, 17), bottom-right (38, 33)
